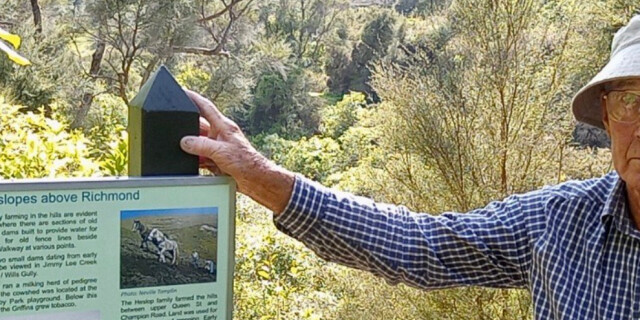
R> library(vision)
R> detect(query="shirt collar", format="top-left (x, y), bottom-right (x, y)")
top-left (601, 172), bottom-right (626, 219)
top-left (601, 172), bottom-right (640, 239)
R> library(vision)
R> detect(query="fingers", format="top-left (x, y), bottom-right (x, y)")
top-left (180, 136), bottom-right (223, 161)
top-left (199, 117), bottom-right (211, 136)
top-left (185, 89), bottom-right (228, 136)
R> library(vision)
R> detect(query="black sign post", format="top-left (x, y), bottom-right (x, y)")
top-left (128, 65), bottom-right (199, 176)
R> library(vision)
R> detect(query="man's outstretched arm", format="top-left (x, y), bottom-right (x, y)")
top-left (180, 90), bottom-right (537, 290)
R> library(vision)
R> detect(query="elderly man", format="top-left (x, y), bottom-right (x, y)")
top-left (179, 15), bottom-right (640, 319)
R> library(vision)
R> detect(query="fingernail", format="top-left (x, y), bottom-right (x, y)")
top-left (181, 137), bottom-right (194, 150)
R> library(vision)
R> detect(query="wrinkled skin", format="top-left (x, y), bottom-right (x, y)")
top-left (180, 90), bottom-right (294, 214)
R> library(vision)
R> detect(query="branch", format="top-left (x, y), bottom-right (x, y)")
top-left (92, 74), bottom-right (120, 83)
top-left (182, 0), bottom-right (254, 59)
top-left (238, 0), bottom-right (254, 16)
top-left (197, 0), bottom-right (241, 23)
top-left (172, 46), bottom-right (230, 57)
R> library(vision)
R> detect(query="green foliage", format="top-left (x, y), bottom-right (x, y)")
top-left (176, 62), bottom-right (213, 94)
top-left (0, 98), bottom-right (99, 178)
top-left (0, 94), bottom-right (127, 178)
top-left (248, 67), bottom-right (323, 137)
top-left (325, 47), bottom-right (352, 93)
top-left (260, 134), bottom-right (341, 183)
top-left (79, 0), bottom-right (199, 103)
top-left (373, 0), bottom-right (596, 211)
top-left (81, 93), bottom-right (129, 176)
top-left (328, 1), bottom-right (617, 319)
top-left (258, 0), bottom-right (348, 67)
top-left (320, 92), bottom-right (366, 139)
top-left (0, 24), bottom-right (82, 110)
top-left (395, 0), bottom-right (420, 15)
top-left (258, 92), bottom-right (378, 184)
top-left (359, 11), bottom-right (397, 59)
top-left (326, 9), bottom-right (401, 100)
top-left (177, 60), bottom-right (254, 112)
top-left (234, 196), bottom-right (342, 320)
top-left (98, 130), bottom-right (128, 176)
top-left (394, 0), bottom-right (452, 16)
top-left (248, 1), bottom-right (621, 319)
top-left (331, 274), bottom-right (532, 320)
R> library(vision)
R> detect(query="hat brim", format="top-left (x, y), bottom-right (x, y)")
top-left (572, 44), bottom-right (640, 130)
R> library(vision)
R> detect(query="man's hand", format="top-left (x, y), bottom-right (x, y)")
top-left (180, 89), bottom-right (294, 214)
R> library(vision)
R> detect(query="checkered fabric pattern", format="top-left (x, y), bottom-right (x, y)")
top-left (274, 172), bottom-right (640, 319)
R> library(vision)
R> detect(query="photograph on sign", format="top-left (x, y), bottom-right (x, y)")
top-left (120, 207), bottom-right (219, 289)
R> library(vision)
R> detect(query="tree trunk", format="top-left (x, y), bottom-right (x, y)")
top-left (30, 0), bottom-right (42, 33)
top-left (139, 57), bottom-right (160, 89)
top-left (71, 39), bottom-right (106, 129)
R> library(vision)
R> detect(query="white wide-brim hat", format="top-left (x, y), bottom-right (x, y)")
top-left (572, 15), bottom-right (640, 130)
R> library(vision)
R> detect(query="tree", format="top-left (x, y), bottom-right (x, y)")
top-left (394, 0), bottom-right (451, 15)
top-left (71, 0), bottom-right (254, 127)
top-left (363, 0), bottom-right (615, 318)
top-left (375, 0), bottom-right (588, 210)
top-left (174, 0), bottom-right (254, 57)
top-left (258, 0), bottom-right (347, 68)
top-left (326, 9), bottom-right (400, 100)
top-left (72, 27), bottom-right (105, 128)
top-left (29, 0), bottom-right (42, 33)
top-left (248, 67), bottom-right (322, 137)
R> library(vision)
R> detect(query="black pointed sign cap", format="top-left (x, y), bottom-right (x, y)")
top-left (128, 65), bottom-right (199, 176)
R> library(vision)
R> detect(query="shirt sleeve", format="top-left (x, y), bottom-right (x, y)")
top-left (274, 175), bottom-right (544, 290)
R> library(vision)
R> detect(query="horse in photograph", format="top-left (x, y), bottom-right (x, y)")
top-left (132, 220), bottom-right (154, 250)
top-left (148, 228), bottom-right (179, 265)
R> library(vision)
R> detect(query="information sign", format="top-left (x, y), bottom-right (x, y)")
top-left (0, 176), bottom-right (235, 320)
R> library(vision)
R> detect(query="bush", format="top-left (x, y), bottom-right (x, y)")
top-left (234, 195), bottom-right (344, 319)
top-left (0, 95), bottom-right (128, 178)
top-left (320, 92), bottom-right (366, 139)
top-left (260, 134), bottom-right (342, 183)
top-left (0, 24), bottom-right (84, 112)
top-left (249, 68), bottom-right (323, 138)
top-left (326, 9), bottom-right (402, 101)
top-left (0, 98), bottom-right (99, 178)
top-left (82, 93), bottom-right (128, 176)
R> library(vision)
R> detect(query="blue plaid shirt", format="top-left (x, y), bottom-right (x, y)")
top-left (274, 172), bottom-right (640, 319)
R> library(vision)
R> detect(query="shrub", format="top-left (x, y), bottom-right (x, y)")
top-left (0, 96), bottom-right (128, 178)
top-left (234, 195), bottom-right (343, 319)
top-left (260, 134), bottom-right (342, 183)
top-left (0, 98), bottom-right (99, 178)
top-left (320, 92), bottom-right (366, 139)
